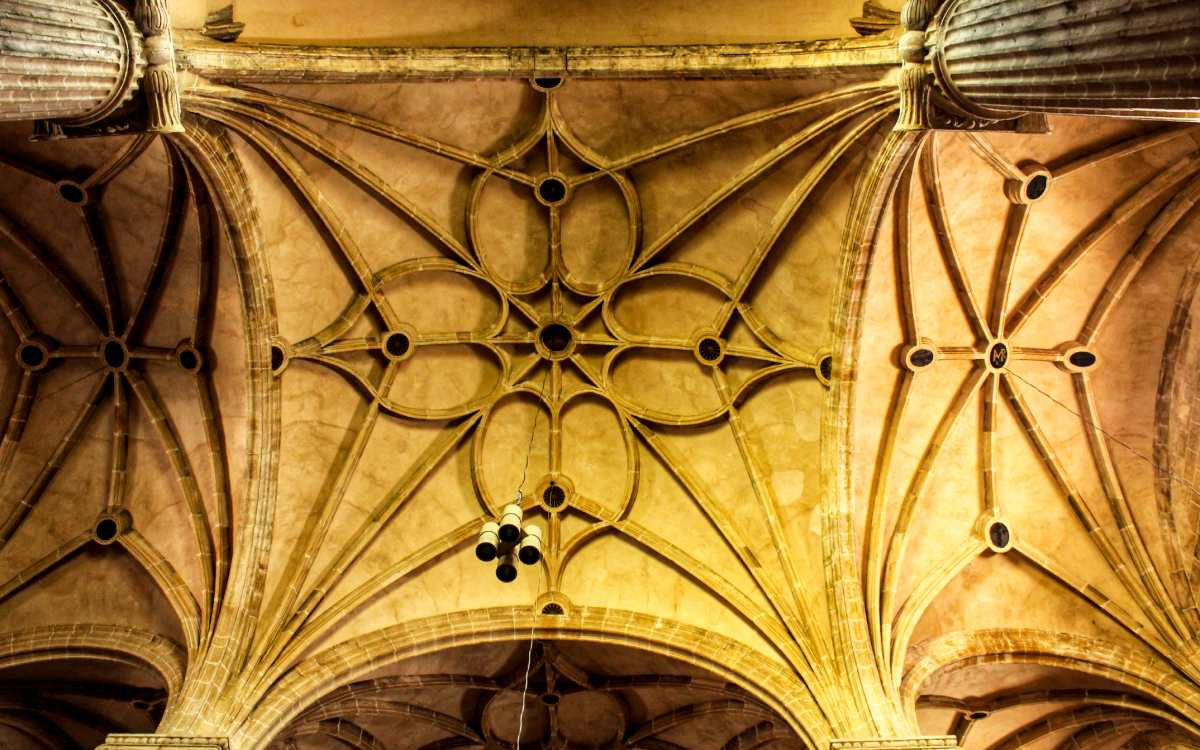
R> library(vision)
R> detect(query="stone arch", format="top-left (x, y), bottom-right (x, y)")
top-left (236, 606), bottom-right (830, 750)
top-left (901, 629), bottom-right (1200, 729)
top-left (0, 623), bottom-right (185, 696)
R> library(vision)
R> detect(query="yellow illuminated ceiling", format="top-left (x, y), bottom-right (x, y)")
top-left (1, 5), bottom-right (1200, 749)
top-left (203, 0), bottom-right (878, 46)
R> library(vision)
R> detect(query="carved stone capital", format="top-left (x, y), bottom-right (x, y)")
top-left (923, 89), bottom-right (1050, 133)
top-left (892, 0), bottom-right (951, 131)
top-left (134, 0), bottom-right (184, 133)
top-left (900, 0), bottom-right (941, 32)
top-left (895, 63), bottom-right (932, 131)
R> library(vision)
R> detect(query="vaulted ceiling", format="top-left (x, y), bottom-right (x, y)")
top-left (1, 5), bottom-right (1200, 749)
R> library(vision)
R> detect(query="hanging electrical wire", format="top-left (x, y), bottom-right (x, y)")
top-left (512, 365), bottom-right (550, 744)
top-left (1008, 367), bottom-right (1200, 497)
top-left (515, 564), bottom-right (541, 746)
top-left (474, 365), bottom-right (550, 581)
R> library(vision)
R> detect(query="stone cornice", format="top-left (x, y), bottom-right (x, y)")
top-left (831, 737), bottom-right (959, 750)
top-left (99, 736), bottom-right (229, 750)
top-left (174, 31), bottom-right (898, 82)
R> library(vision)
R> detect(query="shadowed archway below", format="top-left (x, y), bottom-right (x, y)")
top-left (268, 638), bottom-right (804, 750)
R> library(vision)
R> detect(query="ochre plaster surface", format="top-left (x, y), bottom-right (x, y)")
top-left (1, 12), bottom-right (1199, 749)
top-left (212, 0), bottom-right (900, 47)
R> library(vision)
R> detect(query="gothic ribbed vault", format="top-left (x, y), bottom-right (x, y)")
top-left (1, 2), bottom-right (1200, 749)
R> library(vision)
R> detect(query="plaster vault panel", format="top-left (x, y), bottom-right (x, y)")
top-left (186, 77), bottom-right (883, 734)
top-left (213, 0), bottom-right (897, 46)
top-left (0, 67), bottom-right (1199, 750)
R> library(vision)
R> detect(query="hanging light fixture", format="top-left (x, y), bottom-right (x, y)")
top-left (476, 491), bottom-right (543, 582)
top-left (475, 521), bottom-right (500, 561)
top-left (475, 367), bottom-right (547, 582)
top-left (499, 503), bottom-right (523, 543)
top-left (518, 525), bottom-right (543, 565)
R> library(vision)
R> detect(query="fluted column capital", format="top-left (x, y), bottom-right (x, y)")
top-left (0, 0), bottom-right (145, 126)
top-left (0, 0), bottom-right (185, 134)
top-left (926, 0), bottom-right (1200, 122)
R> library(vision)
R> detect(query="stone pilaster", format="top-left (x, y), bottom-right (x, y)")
top-left (928, 0), bottom-right (1200, 121)
top-left (0, 0), bottom-right (145, 124)
top-left (895, 0), bottom-right (939, 131)
top-left (97, 735), bottom-right (229, 750)
top-left (134, 0), bottom-right (183, 132)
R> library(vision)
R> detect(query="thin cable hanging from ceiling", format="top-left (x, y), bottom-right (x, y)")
top-left (1007, 367), bottom-right (1200, 498)
top-left (471, 363), bottom-right (550, 745)
top-left (511, 362), bottom-right (549, 744)
top-left (517, 365), bottom-right (549, 503)
top-left (474, 366), bottom-right (548, 581)
top-left (38, 365), bottom-right (107, 399)
top-left (516, 565), bottom-right (540, 746)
